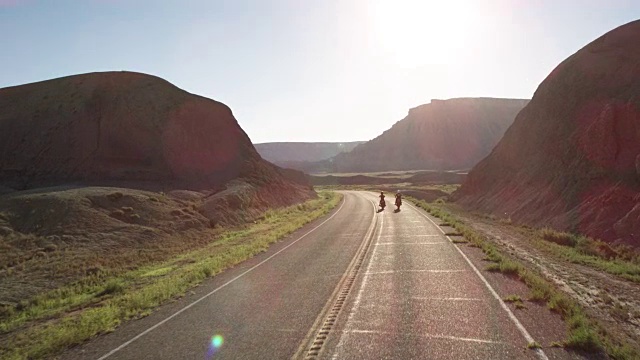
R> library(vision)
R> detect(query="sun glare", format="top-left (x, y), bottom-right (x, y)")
top-left (371, 0), bottom-right (477, 68)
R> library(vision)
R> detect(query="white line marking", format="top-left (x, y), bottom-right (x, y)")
top-left (379, 234), bottom-right (439, 238)
top-left (97, 197), bottom-right (348, 360)
top-left (406, 202), bottom-right (550, 360)
top-left (343, 329), bottom-right (503, 345)
top-left (365, 270), bottom-right (467, 275)
top-left (374, 242), bottom-right (446, 246)
top-left (411, 297), bottom-right (482, 302)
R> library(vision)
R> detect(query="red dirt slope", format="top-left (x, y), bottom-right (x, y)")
top-left (455, 20), bottom-right (640, 247)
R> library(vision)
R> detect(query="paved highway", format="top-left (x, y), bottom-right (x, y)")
top-left (64, 191), bottom-right (549, 360)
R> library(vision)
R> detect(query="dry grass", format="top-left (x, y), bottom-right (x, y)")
top-left (0, 191), bottom-right (341, 360)
top-left (531, 228), bottom-right (640, 283)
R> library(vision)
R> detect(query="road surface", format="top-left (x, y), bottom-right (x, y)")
top-left (64, 191), bottom-right (548, 360)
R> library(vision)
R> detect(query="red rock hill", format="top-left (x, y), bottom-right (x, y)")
top-left (0, 71), bottom-right (313, 212)
top-left (455, 20), bottom-right (640, 247)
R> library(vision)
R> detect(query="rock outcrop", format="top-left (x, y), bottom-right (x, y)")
top-left (454, 20), bottom-right (640, 247)
top-left (300, 98), bottom-right (528, 173)
top-left (0, 71), bottom-right (314, 219)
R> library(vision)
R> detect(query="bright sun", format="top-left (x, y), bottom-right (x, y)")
top-left (370, 0), bottom-right (477, 68)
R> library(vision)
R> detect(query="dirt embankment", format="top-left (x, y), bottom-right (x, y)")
top-left (455, 20), bottom-right (640, 248)
top-left (447, 206), bottom-right (640, 355)
top-left (0, 71), bottom-right (315, 304)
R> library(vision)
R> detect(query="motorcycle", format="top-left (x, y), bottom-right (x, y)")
top-left (379, 198), bottom-right (386, 210)
top-left (395, 196), bottom-right (402, 211)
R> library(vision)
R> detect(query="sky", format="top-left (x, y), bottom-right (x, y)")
top-left (1, 0), bottom-right (638, 143)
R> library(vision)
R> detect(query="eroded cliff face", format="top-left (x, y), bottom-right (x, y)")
top-left (0, 71), bottom-right (315, 222)
top-left (302, 98), bottom-right (528, 173)
top-left (0, 72), bottom-right (254, 187)
top-left (455, 20), bottom-right (640, 247)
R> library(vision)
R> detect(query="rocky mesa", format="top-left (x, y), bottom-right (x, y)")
top-left (255, 141), bottom-right (364, 169)
top-left (305, 97), bottom-right (528, 173)
top-left (454, 20), bottom-right (640, 247)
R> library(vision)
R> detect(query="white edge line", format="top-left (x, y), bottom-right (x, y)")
top-left (96, 196), bottom-right (347, 360)
top-left (406, 202), bottom-right (549, 360)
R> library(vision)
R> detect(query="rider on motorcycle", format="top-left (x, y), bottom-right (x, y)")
top-left (379, 191), bottom-right (386, 209)
top-left (395, 190), bottom-right (402, 210)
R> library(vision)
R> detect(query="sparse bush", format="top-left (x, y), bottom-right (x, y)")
top-left (504, 294), bottom-right (522, 302)
top-left (548, 293), bottom-right (574, 315)
top-left (121, 206), bottom-right (134, 213)
top-left (486, 263), bottom-right (501, 272)
top-left (565, 326), bottom-right (601, 352)
top-left (129, 214), bottom-right (141, 221)
top-left (97, 279), bottom-right (125, 297)
top-left (540, 228), bottom-right (576, 247)
top-left (527, 342), bottom-right (542, 349)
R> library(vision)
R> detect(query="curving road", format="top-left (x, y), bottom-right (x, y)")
top-left (64, 191), bottom-right (549, 360)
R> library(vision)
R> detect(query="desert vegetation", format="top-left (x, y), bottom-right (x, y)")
top-left (409, 197), bottom-right (639, 359)
top-left (0, 192), bottom-right (341, 360)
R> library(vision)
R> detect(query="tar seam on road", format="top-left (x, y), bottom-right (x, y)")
top-left (95, 196), bottom-right (348, 360)
top-left (406, 202), bottom-right (550, 360)
top-left (295, 195), bottom-right (378, 360)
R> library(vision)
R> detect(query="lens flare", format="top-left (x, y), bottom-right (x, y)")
top-left (206, 334), bottom-right (225, 359)
top-left (211, 335), bottom-right (224, 348)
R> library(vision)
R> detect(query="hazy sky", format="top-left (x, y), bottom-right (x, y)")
top-left (1, 1), bottom-right (638, 143)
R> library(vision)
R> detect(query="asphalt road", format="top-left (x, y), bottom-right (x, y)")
top-left (319, 192), bottom-right (547, 359)
top-left (64, 191), bottom-right (549, 360)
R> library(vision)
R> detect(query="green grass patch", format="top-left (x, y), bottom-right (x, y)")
top-left (407, 197), bottom-right (638, 359)
top-left (504, 294), bottom-right (528, 310)
top-left (528, 229), bottom-right (640, 283)
top-left (503, 294), bottom-right (522, 303)
top-left (0, 191), bottom-right (342, 360)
